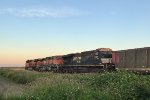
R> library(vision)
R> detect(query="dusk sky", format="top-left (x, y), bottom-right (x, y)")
top-left (0, 0), bottom-right (150, 67)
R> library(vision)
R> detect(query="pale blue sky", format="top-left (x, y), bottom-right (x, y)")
top-left (0, 0), bottom-right (150, 66)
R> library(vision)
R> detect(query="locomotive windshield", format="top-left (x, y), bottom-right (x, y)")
top-left (100, 51), bottom-right (112, 58)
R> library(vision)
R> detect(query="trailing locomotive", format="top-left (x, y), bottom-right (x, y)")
top-left (25, 48), bottom-right (115, 72)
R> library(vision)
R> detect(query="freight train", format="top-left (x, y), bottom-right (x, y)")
top-left (25, 47), bottom-right (150, 73)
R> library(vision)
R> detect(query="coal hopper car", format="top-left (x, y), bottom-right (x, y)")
top-left (112, 47), bottom-right (150, 73)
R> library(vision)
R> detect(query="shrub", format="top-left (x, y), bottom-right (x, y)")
top-left (79, 71), bottom-right (150, 100)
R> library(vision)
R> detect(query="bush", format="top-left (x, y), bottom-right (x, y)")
top-left (79, 71), bottom-right (150, 100)
top-left (22, 76), bottom-right (113, 100)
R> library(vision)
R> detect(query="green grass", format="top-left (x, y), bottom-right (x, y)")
top-left (78, 71), bottom-right (150, 100)
top-left (0, 69), bottom-right (150, 100)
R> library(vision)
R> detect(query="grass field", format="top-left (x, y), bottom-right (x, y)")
top-left (0, 68), bottom-right (150, 100)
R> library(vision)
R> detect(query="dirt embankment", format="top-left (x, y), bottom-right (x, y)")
top-left (0, 76), bottom-right (23, 98)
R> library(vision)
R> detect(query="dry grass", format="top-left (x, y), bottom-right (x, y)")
top-left (0, 67), bottom-right (25, 71)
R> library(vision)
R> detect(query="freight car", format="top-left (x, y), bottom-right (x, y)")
top-left (112, 47), bottom-right (150, 73)
top-left (25, 48), bottom-right (115, 73)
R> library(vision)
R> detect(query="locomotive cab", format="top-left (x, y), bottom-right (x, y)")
top-left (97, 48), bottom-right (115, 70)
